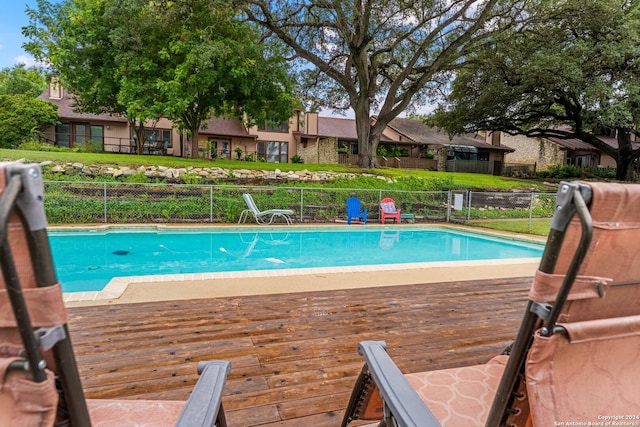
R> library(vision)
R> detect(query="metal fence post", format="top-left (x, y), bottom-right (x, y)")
top-left (300, 188), bottom-right (304, 223)
top-left (103, 182), bottom-right (107, 223)
top-left (529, 192), bottom-right (535, 231)
top-left (467, 190), bottom-right (473, 221)
top-left (210, 186), bottom-right (214, 222)
top-left (447, 190), bottom-right (451, 222)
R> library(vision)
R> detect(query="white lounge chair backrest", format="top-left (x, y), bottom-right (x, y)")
top-left (243, 194), bottom-right (260, 215)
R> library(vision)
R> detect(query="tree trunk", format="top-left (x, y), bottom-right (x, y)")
top-left (354, 102), bottom-right (376, 168)
top-left (132, 121), bottom-right (145, 155)
top-left (616, 130), bottom-right (635, 181)
top-left (189, 126), bottom-right (200, 159)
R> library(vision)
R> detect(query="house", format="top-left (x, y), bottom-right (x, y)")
top-left (39, 83), bottom-right (182, 156)
top-left (295, 113), bottom-right (399, 166)
top-left (198, 116), bottom-right (256, 160)
top-left (500, 133), bottom-right (618, 171)
top-left (295, 115), bottom-right (514, 174)
top-left (39, 83), bottom-right (511, 174)
top-left (386, 118), bottom-right (514, 175)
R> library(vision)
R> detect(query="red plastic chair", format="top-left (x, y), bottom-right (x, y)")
top-left (379, 198), bottom-right (401, 224)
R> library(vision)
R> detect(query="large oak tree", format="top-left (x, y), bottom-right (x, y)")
top-left (239, 0), bottom-right (532, 167)
top-left (429, 0), bottom-right (640, 181)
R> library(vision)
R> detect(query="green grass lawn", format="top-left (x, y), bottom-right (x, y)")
top-left (0, 148), bottom-right (555, 191)
top-left (466, 218), bottom-right (552, 236)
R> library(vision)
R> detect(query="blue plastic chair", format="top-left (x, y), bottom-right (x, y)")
top-left (346, 196), bottom-right (368, 224)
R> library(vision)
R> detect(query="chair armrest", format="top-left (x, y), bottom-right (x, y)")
top-left (358, 341), bottom-right (441, 427)
top-left (174, 360), bottom-right (231, 427)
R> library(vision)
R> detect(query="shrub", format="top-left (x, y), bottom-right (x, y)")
top-left (124, 172), bottom-right (151, 183)
top-left (291, 154), bottom-right (304, 163)
top-left (537, 164), bottom-right (581, 179)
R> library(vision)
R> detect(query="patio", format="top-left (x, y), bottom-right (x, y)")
top-left (67, 276), bottom-right (532, 426)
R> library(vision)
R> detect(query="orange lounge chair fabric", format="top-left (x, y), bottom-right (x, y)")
top-left (342, 181), bottom-right (640, 427)
top-left (523, 182), bottom-right (640, 426)
top-left (0, 357), bottom-right (58, 427)
top-left (405, 355), bottom-right (507, 425)
top-left (0, 163), bottom-right (230, 427)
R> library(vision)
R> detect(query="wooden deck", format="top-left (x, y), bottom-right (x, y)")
top-left (67, 276), bottom-right (533, 426)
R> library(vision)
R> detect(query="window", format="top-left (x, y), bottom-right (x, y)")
top-left (56, 124), bottom-right (70, 148)
top-left (221, 141), bottom-right (230, 159)
top-left (258, 141), bottom-right (288, 163)
top-left (338, 140), bottom-right (358, 154)
top-left (55, 123), bottom-right (103, 150)
top-left (258, 120), bottom-right (289, 133)
top-left (575, 155), bottom-right (591, 168)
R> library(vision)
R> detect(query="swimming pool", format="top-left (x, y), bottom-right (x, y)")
top-left (48, 226), bottom-right (544, 293)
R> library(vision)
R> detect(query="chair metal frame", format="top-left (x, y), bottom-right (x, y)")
top-left (0, 163), bottom-right (230, 427)
top-left (238, 193), bottom-right (294, 225)
top-left (342, 182), bottom-right (597, 427)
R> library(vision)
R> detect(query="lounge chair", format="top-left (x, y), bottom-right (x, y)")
top-left (379, 197), bottom-right (401, 224)
top-left (346, 196), bottom-right (368, 224)
top-left (342, 181), bottom-right (640, 427)
top-left (0, 162), bottom-right (230, 426)
top-left (238, 193), bottom-right (294, 225)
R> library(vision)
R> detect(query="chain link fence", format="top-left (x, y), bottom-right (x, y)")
top-left (43, 181), bottom-right (557, 227)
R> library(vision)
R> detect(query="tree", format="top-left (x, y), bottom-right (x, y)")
top-left (0, 64), bottom-right (47, 97)
top-left (429, 0), bottom-right (640, 181)
top-left (24, 0), bottom-right (295, 158)
top-left (0, 94), bottom-right (59, 148)
top-left (239, 0), bottom-right (532, 167)
top-left (150, 0), bottom-right (295, 158)
top-left (24, 0), bottom-right (174, 155)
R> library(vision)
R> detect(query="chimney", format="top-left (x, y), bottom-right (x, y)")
top-left (49, 76), bottom-right (63, 100)
top-left (486, 131), bottom-right (501, 146)
top-left (305, 112), bottom-right (319, 135)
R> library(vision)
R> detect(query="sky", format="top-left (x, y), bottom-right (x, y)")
top-left (0, 0), bottom-right (57, 69)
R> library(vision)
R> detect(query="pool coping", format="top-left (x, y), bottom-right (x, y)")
top-left (54, 223), bottom-right (546, 305)
top-left (63, 257), bottom-right (541, 303)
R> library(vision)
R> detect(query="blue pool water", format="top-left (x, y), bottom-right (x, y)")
top-left (48, 227), bottom-right (544, 293)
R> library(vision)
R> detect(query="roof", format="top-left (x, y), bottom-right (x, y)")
top-left (594, 135), bottom-right (640, 150)
top-left (38, 89), bottom-right (127, 123)
top-left (546, 137), bottom-right (599, 151)
top-left (388, 118), bottom-right (514, 152)
top-left (200, 116), bottom-right (254, 139)
top-left (313, 116), bottom-right (395, 142)
top-left (546, 134), bottom-right (640, 151)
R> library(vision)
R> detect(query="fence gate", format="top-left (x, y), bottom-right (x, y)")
top-left (448, 190), bottom-right (470, 222)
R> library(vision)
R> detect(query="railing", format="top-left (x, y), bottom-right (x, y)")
top-left (43, 181), bottom-right (556, 230)
top-left (338, 154), bottom-right (436, 170)
top-left (503, 163), bottom-right (537, 178)
top-left (446, 159), bottom-right (491, 174)
top-left (338, 153), bottom-right (360, 166)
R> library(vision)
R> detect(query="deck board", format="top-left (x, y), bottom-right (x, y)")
top-left (67, 276), bottom-right (533, 426)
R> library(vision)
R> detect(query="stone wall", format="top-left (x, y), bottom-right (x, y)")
top-left (295, 137), bottom-right (338, 165)
top-left (502, 134), bottom-right (565, 170)
top-left (296, 141), bottom-right (319, 164)
top-left (42, 161), bottom-right (388, 184)
top-left (430, 146), bottom-right (447, 172)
